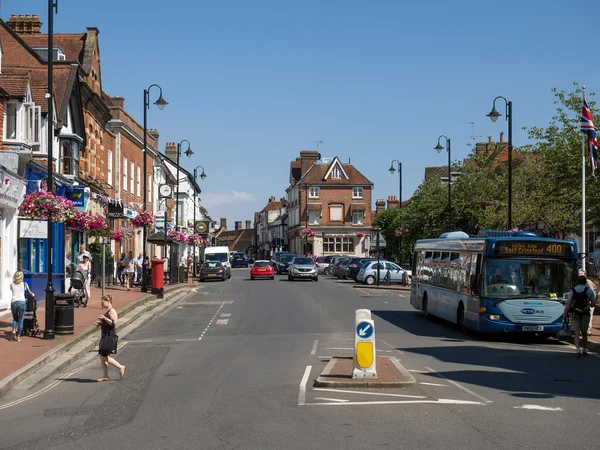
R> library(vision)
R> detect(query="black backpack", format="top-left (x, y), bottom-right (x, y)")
top-left (571, 287), bottom-right (591, 315)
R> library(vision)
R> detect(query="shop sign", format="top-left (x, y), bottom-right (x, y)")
top-left (20, 220), bottom-right (48, 239)
top-left (65, 185), bottom-right (88, 210)
top-left (0, 170), bottom-right (26, 209)
top-left (107, 204), bottom-right (124, 218)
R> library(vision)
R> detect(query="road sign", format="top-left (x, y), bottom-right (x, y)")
top-left (352, 309), bottom-right (377, 379)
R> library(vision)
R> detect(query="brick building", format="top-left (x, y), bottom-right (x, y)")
top-left (286, 150), bottom-right (373, 256)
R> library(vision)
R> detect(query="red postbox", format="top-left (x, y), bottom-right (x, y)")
top-left (151, 258), bottom-right (165, 298)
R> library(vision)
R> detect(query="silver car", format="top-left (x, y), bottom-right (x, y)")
top-left (357, 261), bottom-right (412, 285)
top-left (288, 257), bottom-right (318, 282)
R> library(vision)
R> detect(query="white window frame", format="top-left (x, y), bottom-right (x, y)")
top-left (332, 167), bottom-right (341, 179)
top-left (352, 187), bottom-right (364, 199)
top-left (136, 165), bottom-right (141, 197)
top-left (308, 210), bottom-right (320, 225)
top-left (330, 204), bottom-right (343, 222)
top-left (323, 237), bottom-right (355, 253)
top-left (130, 161), bottom-right (134, 193)
top-left (123, 157), bottom-right (128, 191)
top-left (352, 210), bottom-right (363, 225)
top-left (4, 101), bottom-right (18, 140)
top-left (107, 150), bottom-right (113, 186)
top-left (148, 174), bottom-right (152, 203)
top-left (309, 187), bottom-right (320, 198)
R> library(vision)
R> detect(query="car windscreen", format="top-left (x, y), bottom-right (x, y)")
top-left (203, 262), bottom-right (221, 268)
top-left (206, 253), bottom-right (228, 263)
top-left (254, 261), bottom-right (270, 267)
top-left (280, 255), bottom-right (294, 262)
top-left (293, 258), bottom-right (314, 265)
top-left (233, 254), bottom-right (246, 259)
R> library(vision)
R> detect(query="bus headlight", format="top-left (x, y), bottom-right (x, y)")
top-left (488, 314), bottom-right (501, 321)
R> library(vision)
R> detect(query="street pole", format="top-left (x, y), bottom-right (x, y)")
top-left (435, 136), bottom-right (451, 226)
top-left (388, 160), bottom-right (402, 264)
top-left (43, 0), bottom-right (58, 340)
top-left (173, 140), bottom-right (192, 283)
top-left (101, 237), bottom-right (106, 297)
top-left (141, 84), bottom-right (167, 292)
top-left (192, 165), bottom-right (206, 278)
top-left (376, 229), bottom-right (380, 286)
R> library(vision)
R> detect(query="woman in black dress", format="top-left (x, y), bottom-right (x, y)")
top-left (94, 295), bottom-right (126, 382)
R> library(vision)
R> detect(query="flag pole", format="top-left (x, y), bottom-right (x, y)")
top-left (582, 85), bottom-right (587, 271)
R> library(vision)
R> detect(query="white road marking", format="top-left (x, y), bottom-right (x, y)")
top-left (175, 338), bottom-right (198, 342)
top-left (424, 366), bottom-right (493, 403)
top-left (124, 339), bottom-right (153, 343)
top-left (514, 405), bottom-right (563, 411)
top-left (317, 356), bottom-right (332, 359)
top-left (323, 347), bottom-right (353, 350)
top-left (380, 340), bottom-right (405, 355)
top-left (311, 340), bottom-right (318, 355)
top-left (314, 397), bottom-right (349, 403)
top-left (419, 382), bottom-right (449, 387)
top-left (199, 302), bottom-right (225, 340)
top-left (308, 399), bottom-right (486, 406)
top-left (409, 369), bottom-right (431, 373)
top-left (220, 313), bottom-right (231, 317)
top-left (298, 366), bottom-right (312, 406)
top-left (314, 388), bottom-right (426, 399)
top-left (216, 319), bottom-right (229, 325)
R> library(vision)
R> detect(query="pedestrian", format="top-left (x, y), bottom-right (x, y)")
top-left (117, 253), bottom-right (126, 286)
top-left (77, 254), bottom-right (92, 304)
top-left (10, 271), bottom-right (34, 342)
top-left (125, 251), bottom-right (135, 290)
top-left (579, 270), bottom-right (597, 336)
top-left (134, 252), bottom-right (143, 284)
top-left (563, 274), bottom-right (596, 357)
top-left (94, 295), bottom-right (126, 382)
top-left (76, 244), bottom-right (92, 264)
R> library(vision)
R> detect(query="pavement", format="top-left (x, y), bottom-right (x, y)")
top-left (0, 279), bottom-right (195, 398)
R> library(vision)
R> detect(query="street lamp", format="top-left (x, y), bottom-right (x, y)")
top-left (193, 165), bottom-right (207, 278)
top-left (141, 84), bottom-right (168, 293)
top-left (388, 160), bottom-right (402, 264)
top-left (171, 140), bottom-right (193, 282)
top-left (434, 135), bottom-right (452, 225)
top-left (487, 96), bottom-right (513, 229)
top-left (43, 0), bottom-right (59, 340)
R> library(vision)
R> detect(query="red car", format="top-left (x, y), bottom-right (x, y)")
top-left (251, 260), bottom-right (275, 280)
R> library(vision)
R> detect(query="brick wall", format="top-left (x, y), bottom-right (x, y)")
top-left (300, 185), bottom-right (372, 227)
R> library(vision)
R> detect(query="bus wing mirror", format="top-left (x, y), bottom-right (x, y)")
top-left (470, 274), bottom-right (478, 292)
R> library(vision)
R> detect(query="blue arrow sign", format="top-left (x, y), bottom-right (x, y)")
top-left (356, 321), bottom-right (373, 339)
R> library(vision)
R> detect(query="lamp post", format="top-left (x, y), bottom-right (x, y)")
top-left (487, 96), bottom-right (513, 230)
top-left (43, 0), bottom-right (58, 340)
top-left (193, 165), bottom-right (207, 278)
top-left (141, 84), bottom-right (168, 293)
top-left (388, 160), bottom-right (402, 264)
top-left (172, 140), bottom-right (193, 282)
top-left (434, 135), bottom-right (452, 225)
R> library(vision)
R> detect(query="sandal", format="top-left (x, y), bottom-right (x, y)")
top-left (97, 377), bottom-right (110, 382)
top-left (11, 331), bottom-right (16, 341)
top-left (119, 366), bottom-right (126, 379)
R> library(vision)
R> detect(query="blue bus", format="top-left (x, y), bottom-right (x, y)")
top-left (410, 230), bottom-right (578, 336)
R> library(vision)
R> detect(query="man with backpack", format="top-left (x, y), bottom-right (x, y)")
top-left (563, 274), bottom-right (596, 357)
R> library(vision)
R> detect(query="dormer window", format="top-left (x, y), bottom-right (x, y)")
top-left (332, 167), bottom-right (341, 179)
top-left (31, 46), bottom-right (66, 61)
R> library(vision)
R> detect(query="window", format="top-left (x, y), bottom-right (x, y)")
top-left (5, 102), bottom-right (17, 139)
top-left (130, 162), bottom-right (135, 193)
top-left (309, 187), bottom-right (320, 198)
top-left (122, 157), bottom-right (128, 191)
top-left (23, 102), bottom-right (41, 145)
top-left (352, 210), bottom-right (363, 225)
top-left (332, 167), bottom-right (341, 179)
top-left (323, 237), bottom-right (354, 253)
top-left (148, 175), bottom-right (152, 203)
top-left (308, 210), bottom-right (320, 225)
top-left (107, 150), bottom-right (113, 186)
top-left (330, 204), bottom-right (343, 222)
top-left (352, 187), bottom-right (364, 199)
top-left (61, 141), bottom-right (79, 177)
top-left (136, 165), bottom-right (141, 197)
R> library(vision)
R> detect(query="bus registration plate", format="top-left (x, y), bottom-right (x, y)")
top-left (522, 326), bottom-right (544, 332)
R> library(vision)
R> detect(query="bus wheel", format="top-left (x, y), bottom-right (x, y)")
top-left (423, 295), bottom-right (429, 317)
top-left (457, 303), bottom-right (466, 332)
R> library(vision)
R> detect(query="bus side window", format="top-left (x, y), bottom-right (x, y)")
top-left (469, 254), bottom-right (482, 295)
top-left (462, 255), bottom-right (472, 294)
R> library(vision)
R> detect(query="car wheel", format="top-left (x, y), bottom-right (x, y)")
top-left (365, 275), bottom-right (375, 285)
top-left (314, 277), bottom-right (318, 282)
top-left (251, 276), bottom-right (255, 280)
top-left (324, 268), bottom-right (330, 275)
top-left (288, 275), bottom-right (293, 281)
top-left (270, 276), bottom-right (274, 280)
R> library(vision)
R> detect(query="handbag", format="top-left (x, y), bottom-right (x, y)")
top-left (556, 318), bottom-right (571, 342)
top-left (99, 324), bottom-right (119, 354)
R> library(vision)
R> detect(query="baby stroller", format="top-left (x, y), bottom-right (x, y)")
top-left (68, 269), bottom-right (88, 307)
top-left (22, 292), bottom-right (40, 337)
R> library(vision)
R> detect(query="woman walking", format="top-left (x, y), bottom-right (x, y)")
top-left (77, 254), bottom-right (92, 305)
top-left (10, 271), bottom-right (34, 342)
top-left (94, 295), bottom-right (126, 381)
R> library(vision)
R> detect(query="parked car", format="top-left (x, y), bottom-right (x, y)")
top-left (288, 257), bottom-right (318, 281)
top-left (347, 258), bottom-right (378, 281)
top-left (250, 260), bottom-right (274, 280)
top-left (334, 259), bottom-right (352, 279)
top-left (199, 261), bottom-right (231, 282)
top-left (316, 255), bottom-right (334, 274)
top-left (275, 253), bottom-right (296, 274)
top-left (356, 261), bottom-right (411, 285)
top-left (326, 256), bottom-right (351, 276)
top-left (231, 252), bottom-right (249, 268)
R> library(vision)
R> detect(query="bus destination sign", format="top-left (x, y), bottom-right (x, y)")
top-left (495, 241), bottom-right (571, 257)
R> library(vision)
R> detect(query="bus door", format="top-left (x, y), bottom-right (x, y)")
top-left (465, 253), bottom-right (482, 326)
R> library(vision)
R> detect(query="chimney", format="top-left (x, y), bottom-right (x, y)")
top-left (165, 142), bottom-right (177, 162)
top-left (245, 220), bottom-right (251, 229)
top-left (488, 136), bottom-right (493, 143)
top-left (387, 195), bottom-right (400, 209)
top-left (299, 150), bottom-right (319, 177)
top-left (235, 221), bottom-right (242, 231)
top-left (110, 96), bottom-right (125, 109)
top-left (499, 132), bottom-right (504, 143)
top-left (220, 218), bottom-right (227, 230)
top-left (7, 14), bottom-right (43, 34)
top-left (375, 199), bottom-right (386, 214)
top-left (269, 196), bottom-right (276, 203)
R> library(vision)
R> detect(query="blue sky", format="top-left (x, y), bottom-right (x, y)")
top-left (4, 1), bottom-right (599, 226)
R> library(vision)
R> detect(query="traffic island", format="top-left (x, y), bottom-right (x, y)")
top-left (315, 356), bottom-right (416, 388)
top-left (353, 284), bottom-right (411, 291)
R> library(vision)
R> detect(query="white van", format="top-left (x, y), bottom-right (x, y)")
top-left (204, 246), bottom-right (231, 268)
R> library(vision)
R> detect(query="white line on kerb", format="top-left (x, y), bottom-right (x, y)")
top-left (311, 339), bottom-right (318, 355)
top-left (424, 366), bottom-right (492, 403)
top-left (314, 387), bottom-right (426, 399)
top-left (380, 340), bottom-right (404, 355)
top-left (308, 399), bottom-right (485, 407)
top-left (199, 302), bottom-right (225, 340)
top-left (298, 366), bottom-right (312, 406)
top-left (419, 382), bottom-right (449, 387)
top-left (514, 404), bottom-right (563, 411)
top-left (314, 397), bottom-right (349, 403)
top-left (220, 313), bottom-right (231, 317)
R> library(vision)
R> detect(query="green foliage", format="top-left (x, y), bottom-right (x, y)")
top-left (87, 241), bottom-right (114, 260)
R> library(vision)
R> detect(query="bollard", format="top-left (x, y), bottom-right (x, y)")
top-left (352, 308), bottom-right (377, 379)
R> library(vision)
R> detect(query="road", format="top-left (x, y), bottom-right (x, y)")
top-left (1, 269), bottom-right (599, 449)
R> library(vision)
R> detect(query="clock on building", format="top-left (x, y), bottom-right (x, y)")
top-left (159, 184), bottom-right (172, 198)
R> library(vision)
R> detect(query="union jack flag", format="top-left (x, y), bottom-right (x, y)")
top-left (581, 93), bottom-right (598, 176)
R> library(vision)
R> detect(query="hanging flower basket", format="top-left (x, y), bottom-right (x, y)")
top-left (186, 234), bottom-right (205, 246)
top-left (119, 227), bottom-right (134, 240)
top-left (167, 229), bottom-right (188, 243)
top-left (300, 227), bottom-right (316, 238)
top-left (356, 231), bottom-right (365, 237)
top-left (131, 210), bottom-right (155, 228)
top-left (88, 214), bottom-right (108, 232)
top-left (18, 190), bottom-right (75, 222)
top-left (110, 230), bottom-right (123, 243)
